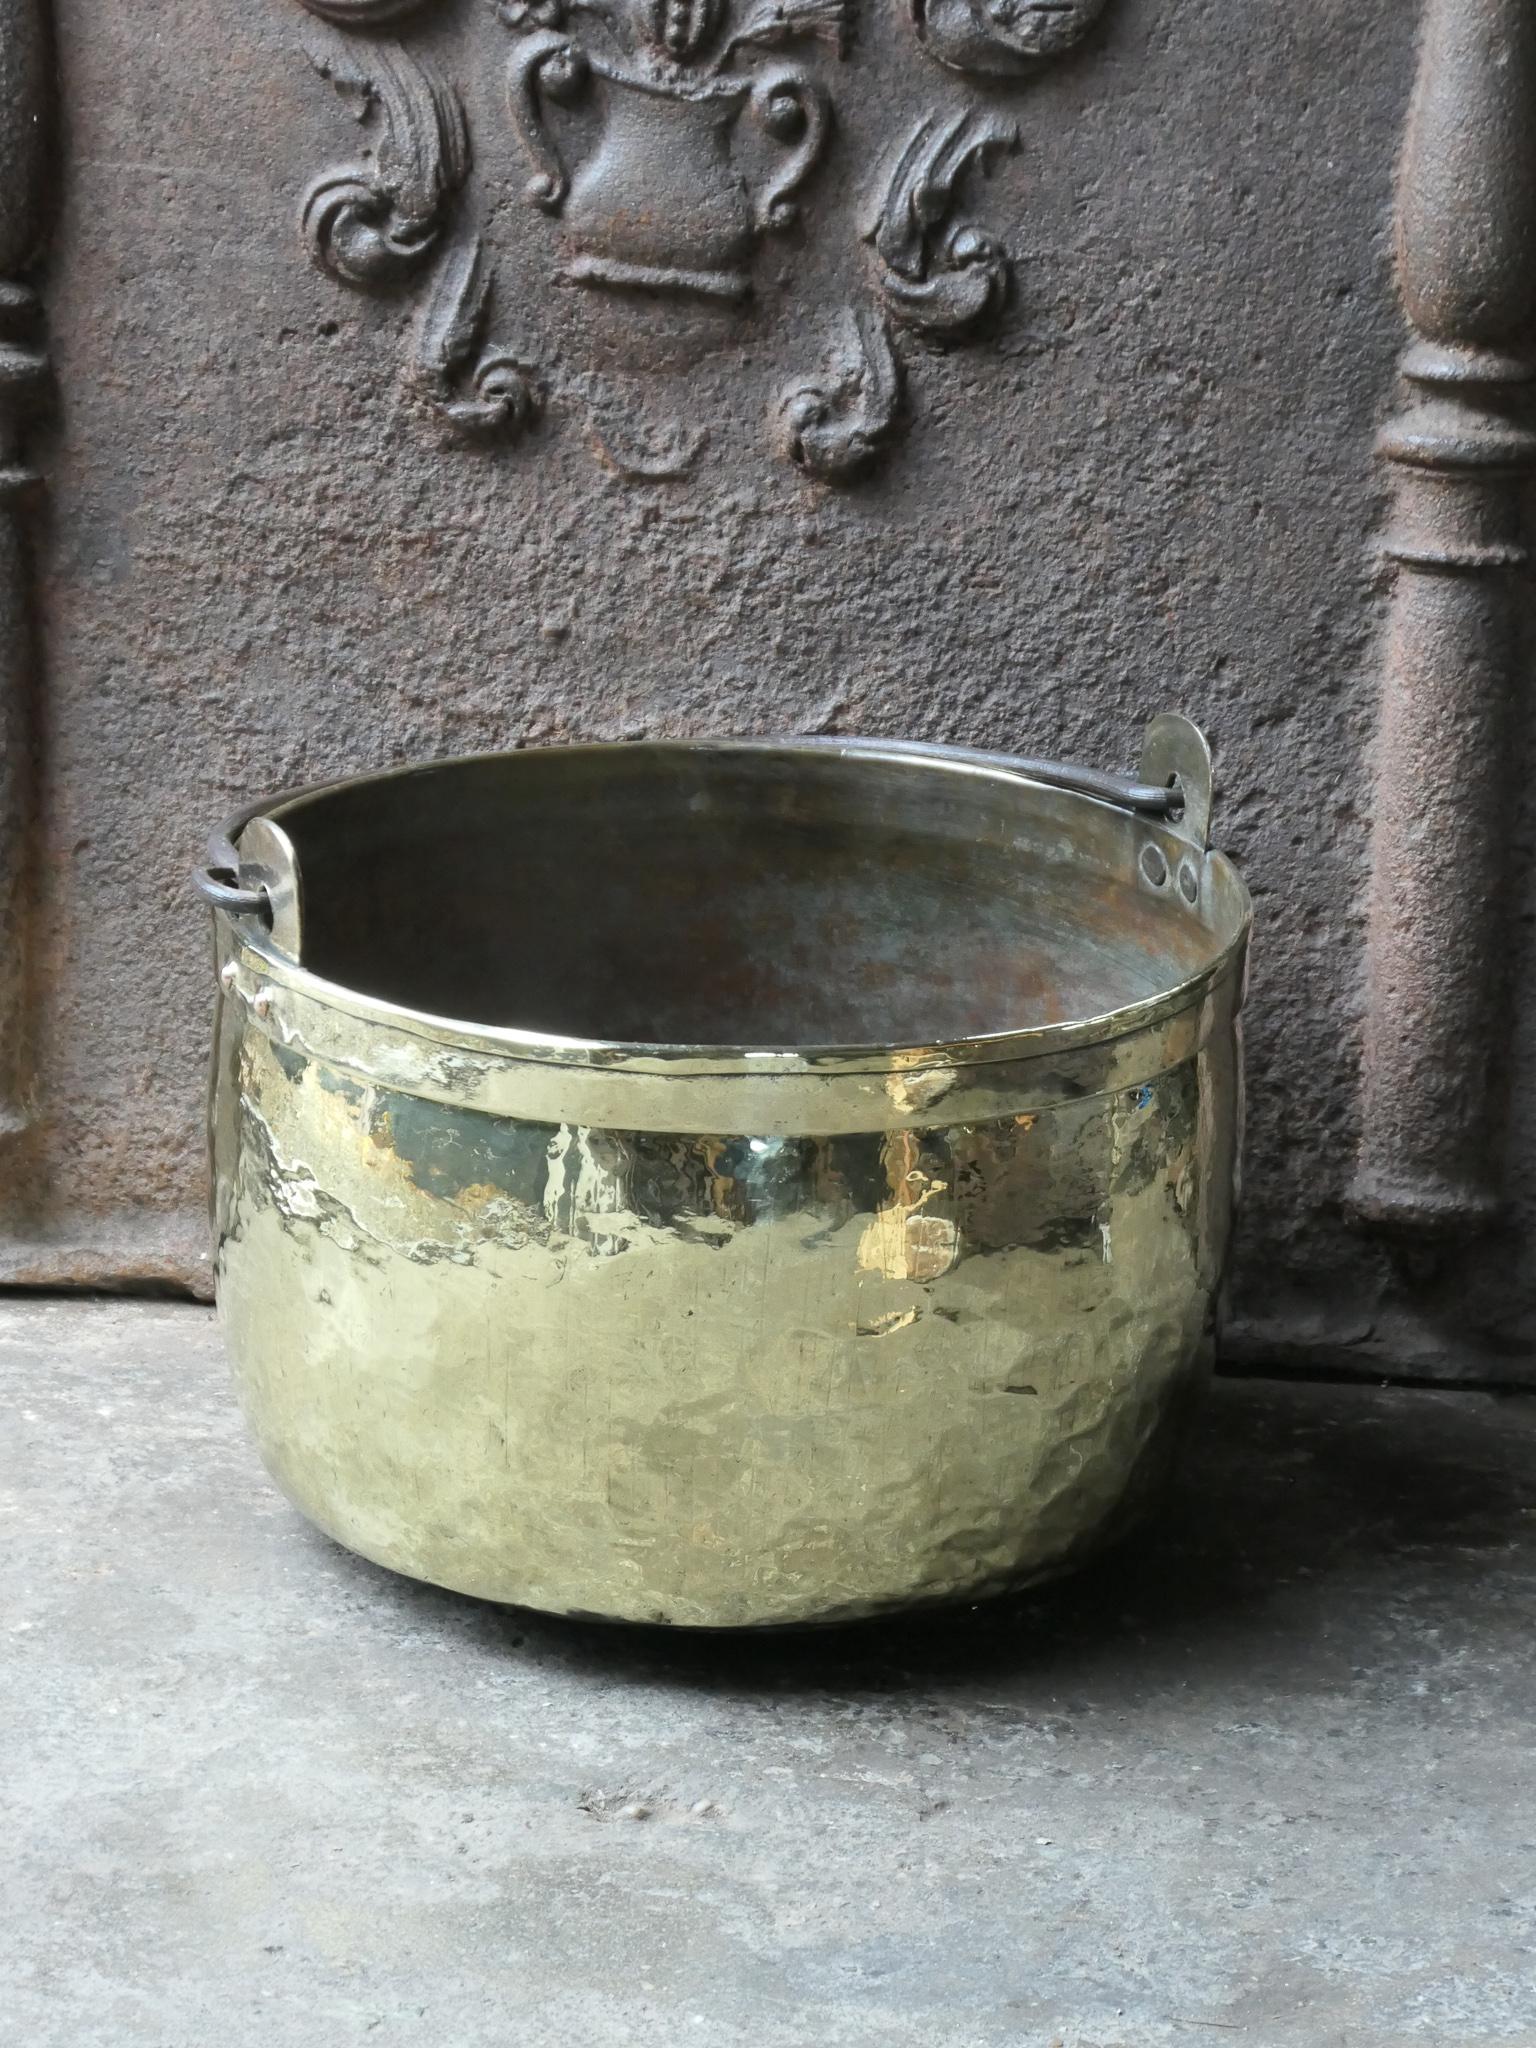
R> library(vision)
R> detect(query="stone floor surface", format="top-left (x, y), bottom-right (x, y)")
top-left (3, 1299), bottom-right (1535, 2047)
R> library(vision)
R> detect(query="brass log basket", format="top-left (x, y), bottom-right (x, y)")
top-left (196, 717), bottom-right (1250, 1628)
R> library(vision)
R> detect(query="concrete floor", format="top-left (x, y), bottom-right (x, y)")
top-left (3, 1300), bottom-right (1535, 2047)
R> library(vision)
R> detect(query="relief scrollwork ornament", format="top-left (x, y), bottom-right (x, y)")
top-left (280, 0), bottom-right (1117, 476)
top-left (775, 307), bottom-right (902, 481)
top-left (871, 110), bottom-right (1018, 335)
top-left (300, 36), bottom-right (469, 288)
top-left (412, 235), bottom-right (544, 439)
top-left (293, 0), bottom-right (540, 439)
top-left (777, 110), bottom-right (1016, 480)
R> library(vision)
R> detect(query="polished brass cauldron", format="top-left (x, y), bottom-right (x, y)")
top-left (197, 719), bottom-right (1250, 1627)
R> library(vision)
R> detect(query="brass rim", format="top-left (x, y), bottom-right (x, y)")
top-left (214, 736), bottom-right (1253, 1078)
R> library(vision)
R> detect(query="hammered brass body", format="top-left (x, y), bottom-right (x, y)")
top-left (207, 735), bottom-right (1250, 1627)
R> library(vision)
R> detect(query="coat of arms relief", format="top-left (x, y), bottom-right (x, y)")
top-left (290, 0), bottom-right (1113, 478)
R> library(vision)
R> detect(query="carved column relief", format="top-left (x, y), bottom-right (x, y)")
top-left (0, 0), bottom-right (52, 1143)
top-left (280, 0), bottom-right (1116, 476)
top-left (1350, 0), bottom-right (1536, 1236)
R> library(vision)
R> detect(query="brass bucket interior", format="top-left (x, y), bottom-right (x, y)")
top-left (256, 740), bottom-right (1245, 1052)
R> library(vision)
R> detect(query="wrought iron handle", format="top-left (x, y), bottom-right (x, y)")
top-left (191, 826), bottom-right (273, 925)
top-left (191, 716), bottom-right (1214, 937)
top-left (786, 723), bottom-right (1205, 831)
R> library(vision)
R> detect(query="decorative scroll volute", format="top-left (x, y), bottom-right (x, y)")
top-left (776, 308), bottom-right (902, 480)
top-left (301, 40), bottom-right (470, 289)
top-left (870, 112), bottom-right (1018, 334)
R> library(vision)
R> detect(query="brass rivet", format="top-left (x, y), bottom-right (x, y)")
top-left (1178, 860), bottom-right (1200, 905)
top-left (1140, 844), bottom-right (1169, 888)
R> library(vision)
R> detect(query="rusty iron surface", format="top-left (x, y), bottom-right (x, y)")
top-left (1, 0), bottom-right (1534, 1382)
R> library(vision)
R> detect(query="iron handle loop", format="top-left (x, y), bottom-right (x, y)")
top-left (191, 827), bottom-right (274, 926)
top-left (787, 735), bottom-right (1182, 818)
